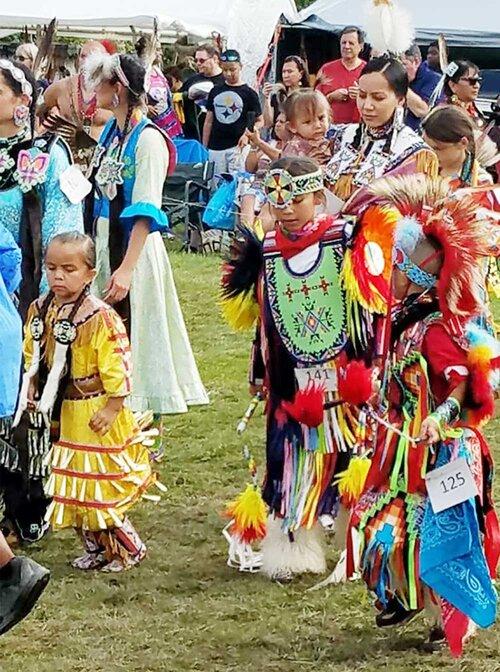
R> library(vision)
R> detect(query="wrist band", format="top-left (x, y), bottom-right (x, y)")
top-left (428, 397), bottom-right (461, 433)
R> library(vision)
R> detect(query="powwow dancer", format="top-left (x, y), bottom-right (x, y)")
top-left (83, 52), bottom-right (208, 415)
top-left (0, 59), bottom-right (83, 544)
top-left (221, 156), bottom-right (397, 580)
top-left (0, 224), bottom-right (49, 634)
top-left (18, 232), bottom-right (163, 572)
top-left (349, 175), bottom-right (500, 655)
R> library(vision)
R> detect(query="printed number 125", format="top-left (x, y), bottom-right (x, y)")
top-left (440, 471), bottom-right (466, 494)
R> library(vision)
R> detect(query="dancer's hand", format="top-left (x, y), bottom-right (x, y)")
top-left (104, 266), bottom-right (132, 304)
top-left (419, 416), bottom-right (441, 444)
top-left (27, 379), bottom-right (37, 411)
top-left (249, 383), bottom-right (266, 399)
top-left (89, 398), bottom-right (123, 435)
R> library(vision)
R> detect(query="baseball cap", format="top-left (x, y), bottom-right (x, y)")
top-left (220, 49), bottom-right (241, 63)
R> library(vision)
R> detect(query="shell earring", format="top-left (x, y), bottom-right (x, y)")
top-left (13, 104), bottom-right (30, 127)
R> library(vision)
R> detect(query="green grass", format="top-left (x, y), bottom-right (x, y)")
top-left (4, 254), bottom-right (499, 672)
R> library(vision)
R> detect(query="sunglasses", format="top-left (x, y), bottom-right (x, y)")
top-left (460, 76), bottom-right (482, 85)
top-left (220, 55), bottom-right (240, 63)
top-left (195, 57), bottom-right (209, 64)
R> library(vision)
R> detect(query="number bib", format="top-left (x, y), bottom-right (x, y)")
top-left (425, 457), bottom-right (478, 514)
top-left (295, 365), bottom-right (338, 392)
top-left (264, 239), bottom-right (347, 364)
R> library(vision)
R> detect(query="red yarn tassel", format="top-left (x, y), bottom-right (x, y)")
top-left (281, 383), bottom-right (325, 428)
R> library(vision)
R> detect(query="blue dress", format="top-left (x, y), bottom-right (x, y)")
top-left (0, 224), bottom-right (22, 418)
top-left (0, 131), bottom-right (83, 295)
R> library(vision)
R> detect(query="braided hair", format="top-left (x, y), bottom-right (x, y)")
top-left (422, 105), bottom-right (476, 184)
top-left (352, 56), bottom-right (408, 153)
top-left (109, 54), bottom-right (146, 141)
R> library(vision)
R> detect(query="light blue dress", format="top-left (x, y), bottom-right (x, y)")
top-left (0, 224), bottom-right (22, 418)
top-left (0, 134), bottom-right (83, 292)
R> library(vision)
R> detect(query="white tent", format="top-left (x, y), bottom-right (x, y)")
top-left (0, 0), bottom-right (296, 82)
top-left (294, 0), bottom-right (500, 48)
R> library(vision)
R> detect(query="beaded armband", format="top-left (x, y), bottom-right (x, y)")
top-left (427, 397), bottom-right (461, 438)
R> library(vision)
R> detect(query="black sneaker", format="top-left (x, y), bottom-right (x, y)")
top-left (421, 626), bottom-right (446, 653)
top-left (0, 557), bottom-right (50, 636)
top-left (375, 597), bottom-right (419, 627)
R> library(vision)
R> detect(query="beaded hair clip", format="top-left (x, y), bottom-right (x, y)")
top-left (0, 59), bottom-right (33, 102)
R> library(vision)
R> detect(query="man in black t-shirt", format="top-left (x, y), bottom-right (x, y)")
top-left (180, 44), bottom-right (225, 141)
top-left (203, 50), bottom-right (262, 177)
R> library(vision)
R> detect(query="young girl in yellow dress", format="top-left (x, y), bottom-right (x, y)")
top-left (17, 231), bottom-right (161, 572)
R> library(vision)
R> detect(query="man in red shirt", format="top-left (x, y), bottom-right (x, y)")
top-left (315, 26), bottom-right (366, 124)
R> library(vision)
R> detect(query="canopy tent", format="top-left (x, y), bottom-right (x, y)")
top-left (0, 0), bottom-right (296, 82)
top-left (293, 0), bottom-right (500, 48)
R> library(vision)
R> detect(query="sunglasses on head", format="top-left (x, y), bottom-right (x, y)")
top-left (460, 76), bottom-right (482, 85)
top-left (221, 54), bottom-right (240, 63)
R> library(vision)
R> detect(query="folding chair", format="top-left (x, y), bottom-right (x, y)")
top-left (162, 138), bottom-right (215, 251)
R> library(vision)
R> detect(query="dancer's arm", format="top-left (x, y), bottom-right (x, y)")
top-left (105, 128), bottom-right (169, 304)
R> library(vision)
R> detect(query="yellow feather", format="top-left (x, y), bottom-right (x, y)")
top-left (334, 456), bottom-right (371, 507)
top-left (220, 291), bottom-right (259, 331)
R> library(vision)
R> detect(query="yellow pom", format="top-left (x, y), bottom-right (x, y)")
top-left (334, 456), bottom-right (371, 508)
top-left (220, 291), bottom-right (259, 331)
top-left (225, 483), bottom-right (267, 543)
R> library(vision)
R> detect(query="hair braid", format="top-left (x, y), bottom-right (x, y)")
top-left (352, 122), bottom-right (364, 150)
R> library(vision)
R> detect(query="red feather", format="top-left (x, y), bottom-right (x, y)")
top-left (338, 360), bottom-right (374, 406)
top-left (101, 39), bottom-right (117, 54)
top-left (281, 383), bottom-right (325, 427)
top-left (467, 364), bottom-right (495, 425)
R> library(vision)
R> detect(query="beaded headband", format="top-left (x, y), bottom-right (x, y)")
top-left (0, 59), bottom-right (33, 102)
top-left (393, 248), bottom-right (437, 289)
top-left (263, 168), bottom-right (323, 209)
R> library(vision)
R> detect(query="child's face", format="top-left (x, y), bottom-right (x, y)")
top-left (392, 267), bottom-right (410, 300)
top-left (222, 62), bottom-right (242, 86)
top-left (274, 113), bottom-right (288, 141)
top-left (271, 191), bottom-right (319, 232)
top-left (45, 242), bottom-right (95, 302)
top-left (288, 103), bottom-right (329, 141)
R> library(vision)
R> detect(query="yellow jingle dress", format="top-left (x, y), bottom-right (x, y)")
top-left (23, 293), bottom-right (158, 533)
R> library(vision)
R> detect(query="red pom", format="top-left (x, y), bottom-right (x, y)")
top-left (101, 39), bottom-right (117, 54)
top-left (282, 383), bottom-right (325, 428)
top-left (338, 360), bottom-right (373, 406)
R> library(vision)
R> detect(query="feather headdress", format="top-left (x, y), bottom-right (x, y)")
top-left (370, 174), bottom-right (497, 320)
top-left (364, 0), bottom-right (415, 56)
top-left (83, 52), bottom-right (144, 98)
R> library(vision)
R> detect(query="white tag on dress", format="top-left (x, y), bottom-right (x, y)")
top-left (295, 366), bottom-right (338, 392)
top-left (59, 164), bottom-right (92, 204)
top-left (425, 457), bottom-right (478, 514)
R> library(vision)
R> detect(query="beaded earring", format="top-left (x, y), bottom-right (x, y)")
top-left (13, 104), bottom-right (30, 127)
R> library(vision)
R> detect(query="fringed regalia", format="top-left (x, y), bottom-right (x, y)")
top-left (0, 124), bottom-right (83, 541)
top-left (221, 210), bottom-right (397, 576)
top-left (350, 174), bottom-right (500, 656)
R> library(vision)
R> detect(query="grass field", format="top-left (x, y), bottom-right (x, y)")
top-left (4, 253), bottom-right (499, 672)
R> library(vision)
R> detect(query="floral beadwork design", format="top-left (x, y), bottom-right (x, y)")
top-left (13, 149), bottom-right (50, 193)
top-left (0, 148), bottom-right (15, 175)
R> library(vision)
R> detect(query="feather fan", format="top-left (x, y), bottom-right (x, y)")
top-left (220, 225), bottom-right (263, 331)
top-left (33, 18), bottom-right (57, 81)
